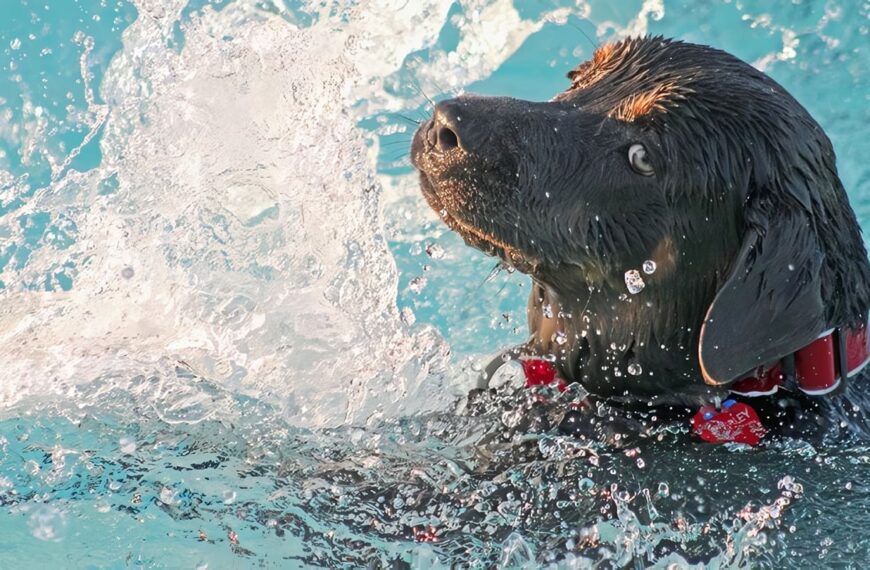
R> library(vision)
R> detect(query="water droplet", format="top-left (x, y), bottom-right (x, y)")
top-left (10, 38), bottom-right (21, 50)
top-left (628, 363), bottom-right (643, 376)
top-left (624, 270), bottom-right (645, 294)
top-left (425, 243), bottom-right (445, 259)
top-left (642, 260), bottom-right (657, 274)
top-left (542, 304), bottom-right (553, 318)
top-left (400, 307), bottom-right (416, 326)
top-left (121, 266), bottom-right (135, 279)
top-left (409, 276), bottom-right (427, 294)
top-left (636, 458), bottom-right (645, 468)
top-left (554, 331), bottom-right (568, 345)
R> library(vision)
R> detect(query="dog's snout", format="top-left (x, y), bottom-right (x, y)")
top-left (424, 122), bottom-right (458, 151)
top-left (432, 100), bottom-right (464, 152)
top-left (436, 126), bottom-right (459, 151)
top-left (412, 95), bottom-right (515, 171)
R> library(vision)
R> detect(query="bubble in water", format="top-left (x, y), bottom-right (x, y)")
top-left (642, 260), bottom-right (657, 274)
top-left (542, 303), bottom-right (554, 319)
top-left (425, 243), bottom-right (445, 259)
top-left (223, 490), bottom-right (237, 504)
top-left (657, 482), bottom-right (670, 497)
top-left (28, 506), bottom-right (67, 542)
top-left (10, 38), bottom-right (21, 50)
top-left (554, 331), bottom-right (568, 345)
top-left (409, 276), bottom-right (427, 294)
top-left (159, 487), bottom-right (175, 505)
top-left (624, 270), bottom-right (645, 294)
top-left (627, 362), bottom-right (643, 376)
top-left (119, 437), bottom-right (136, 454)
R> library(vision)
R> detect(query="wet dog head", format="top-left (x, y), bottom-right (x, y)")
top-left (411, 37), bottom-right (870, 401)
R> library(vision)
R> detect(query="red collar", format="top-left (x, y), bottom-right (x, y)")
top-left (729, 321), bottom-right (870, 398)
top-left (515, 320), bottom-right (869, 447)
top-left (518, 320), bottom-right (870, 397)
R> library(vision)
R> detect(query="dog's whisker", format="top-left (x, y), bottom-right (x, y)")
top-left (483, 262), bottom-right (508, 285)
top-left (388, 156), bottom-right (413, 168)
top-left (391, 112), bottom-right (420, 125)
top-left (407, 70), bottom-right (437, 109)
top-left (567, 21), bottom-right (598, 51)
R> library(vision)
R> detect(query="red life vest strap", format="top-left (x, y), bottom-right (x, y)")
top-left (729, 321), bottom-right (870, 398)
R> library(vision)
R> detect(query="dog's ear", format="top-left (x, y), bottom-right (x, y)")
top-left (698, 211), bottom-right (828, 385)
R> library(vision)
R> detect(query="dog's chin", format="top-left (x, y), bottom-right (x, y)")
top-left (418, 175), bottom-right (538, 274)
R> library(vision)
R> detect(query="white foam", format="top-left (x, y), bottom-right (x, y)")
top-left (0, 0), bottom-right (618, 427)
top-left (0, 2), bottom-right (459, 426)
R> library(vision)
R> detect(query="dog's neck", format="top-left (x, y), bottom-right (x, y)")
top-left (528, 278), bottom-right (726, 405)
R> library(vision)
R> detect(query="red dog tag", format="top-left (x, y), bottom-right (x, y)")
top-left (691, 399), bottom-right (766, 446)
top-left (520, 359), bottom-right (567, 392)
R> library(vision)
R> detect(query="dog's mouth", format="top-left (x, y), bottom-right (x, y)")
top-left (416, 172), bottom-right (538, 274)
top-left (411, 115), bottom-right (541, 273)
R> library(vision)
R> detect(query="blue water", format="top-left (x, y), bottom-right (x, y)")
top-left (1, 0), bottom-right (869, 568)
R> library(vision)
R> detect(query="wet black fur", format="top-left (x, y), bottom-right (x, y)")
top-left (411, 37), bottom-right (870, 409)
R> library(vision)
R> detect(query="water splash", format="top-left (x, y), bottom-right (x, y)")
top-left (0, 0), bottom-right (602, 427)
top-left (0, 1), bottom-right (466, 426)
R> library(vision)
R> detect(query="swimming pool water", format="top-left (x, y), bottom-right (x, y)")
top-left (1, 0), bottom-right (869, 567)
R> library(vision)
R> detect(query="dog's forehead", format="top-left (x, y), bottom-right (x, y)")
top-left (555, 37), bottom-right (757, 123)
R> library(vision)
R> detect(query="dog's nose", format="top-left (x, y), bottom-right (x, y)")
top-left (430, 100), bottom-right (463, 152)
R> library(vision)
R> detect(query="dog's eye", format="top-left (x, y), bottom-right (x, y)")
top-left (628, 144), bottom-right (654, 176)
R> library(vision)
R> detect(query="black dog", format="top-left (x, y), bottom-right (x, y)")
top-left (410, 37), bottom-right (870, 441)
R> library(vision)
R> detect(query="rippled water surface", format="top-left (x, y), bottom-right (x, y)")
top-left (1, 0), bottom-right (869, 567)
